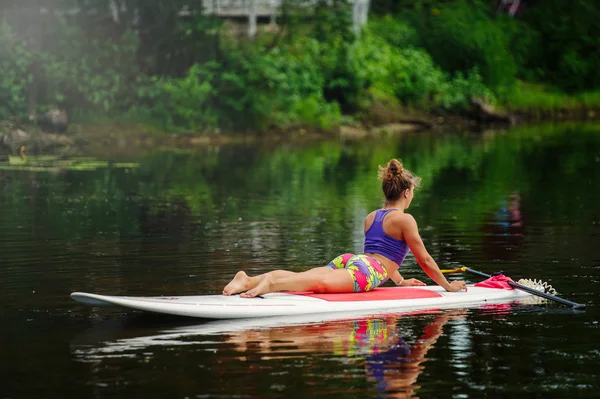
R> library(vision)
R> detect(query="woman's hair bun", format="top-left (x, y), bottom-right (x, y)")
top-left (388, 158), bottom-right (403, 176)
top-left (377, 158), bottom-right (421, 201)
top-left (378, 158), bottom-right (404, 181)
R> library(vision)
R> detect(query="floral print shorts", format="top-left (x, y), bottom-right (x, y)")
top-left (327, 253), bottom-right (388, 292)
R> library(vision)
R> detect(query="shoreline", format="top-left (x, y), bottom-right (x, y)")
top-left (2, 105), bottom-right (600, 159)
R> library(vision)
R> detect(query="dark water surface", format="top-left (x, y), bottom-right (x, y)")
top-left (1, 123), bottom-right (599, 398)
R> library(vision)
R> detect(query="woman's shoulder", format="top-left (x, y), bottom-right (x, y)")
top-left (387, 211), bottom-right (418, 227)
top-left (365, 209), bottom-right (417, 226)
top-left (363, 210), bottom-right (377, 227)
top-left (365, 210), bottom-right (378, 220)
top-left (377, 210), bottom-right (417, 240)
top-left (386, 209), bottom-right (414, 220)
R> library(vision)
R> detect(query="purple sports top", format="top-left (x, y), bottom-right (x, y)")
top-left (364, 209), bottom-right (410, 265)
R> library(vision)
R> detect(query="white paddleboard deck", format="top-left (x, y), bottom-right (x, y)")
top-left (71, 285), bottom-right (534, 319)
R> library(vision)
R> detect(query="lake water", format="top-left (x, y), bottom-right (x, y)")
top-left (1, 123), bottom-right (599, 398)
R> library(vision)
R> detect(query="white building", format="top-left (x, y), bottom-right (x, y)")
top-left (109, 0), bottom-right (371, 38)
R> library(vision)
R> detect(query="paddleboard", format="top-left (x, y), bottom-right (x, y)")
top-left (71, 285), bottom-right (535, 319)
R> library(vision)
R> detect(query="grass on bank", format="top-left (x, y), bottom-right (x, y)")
top-left (503, 81), bottom-right (600, 112)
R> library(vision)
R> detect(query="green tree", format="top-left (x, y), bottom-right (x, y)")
top-left (516, 0), bottom-right (600, 91)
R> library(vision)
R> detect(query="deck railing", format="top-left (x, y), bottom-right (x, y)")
top-left (6, 0), bottom-right (370, 39)
top-left (201, 0), bottom-right (370, 36)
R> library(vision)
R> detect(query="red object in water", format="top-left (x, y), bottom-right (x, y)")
top-left (475, 274), bottom-right (515, 290)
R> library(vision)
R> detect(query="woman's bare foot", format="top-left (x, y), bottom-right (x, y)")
top-left (223, 271), bottom-right (252, 296)
top-left (240, 274), bottom-right (274, 298)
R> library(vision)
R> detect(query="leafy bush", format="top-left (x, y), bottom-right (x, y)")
top-left (351, 27), bottom-right (493, 110)
top-left (438, 70), bottom-right (495, 109)
top-left (408, 1), bottom-right (517, 92)
top-left (516, 1), bottom-right (600, 92)
top-left (205, 44), bottom-right (338, 130)
top-left (0, 14), bottom-right (140, 121)
top-left (367, 15), bottom-right (418, 49)
top-left (351, 31), bottom-right (442, 106)
top-left (0, 19), bottom-right (33, 119)
top-left (134, 40), bottom-right (340, 132)
top-left (40, 20), bottom-right (140, 113)
top-left (265, 43), bottom-right (342, 129)
top-left (133, 64), bottom-right (219, 132)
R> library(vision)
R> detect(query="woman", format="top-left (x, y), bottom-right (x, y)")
top-left (223, 158), bottom-right (467, 298)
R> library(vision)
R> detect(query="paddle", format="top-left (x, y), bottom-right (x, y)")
top-left (440, 266), bottom-right (468, 274)
top-left (441, 266), bottom-right (586, 310)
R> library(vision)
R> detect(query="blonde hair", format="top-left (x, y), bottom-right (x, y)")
top-left (377, 158), bottom-right (421, 202)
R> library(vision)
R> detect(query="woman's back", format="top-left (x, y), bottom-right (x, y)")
top-left (364, 209), bottom-right (410, 267)
top-left (364, 208), bottom-right (407, 241)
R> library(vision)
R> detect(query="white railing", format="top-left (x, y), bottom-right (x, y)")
top-left (203, 0), bottom-right (276, 15)
top-left (203, 0), bottom-right (368, 15)
top-left (12, 0), bottom-right (370, 39)
top-left (201, 0), bottom-right (370, 36)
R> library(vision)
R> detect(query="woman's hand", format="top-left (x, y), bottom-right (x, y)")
top-left (446, 280), bottom-right (468, 292)
top-left (400, 278), bottom-right (426, 287)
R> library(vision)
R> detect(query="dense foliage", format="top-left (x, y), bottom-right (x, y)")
top-left (1, 0), bottom-right (599, 133)
top-left (515, 1), bottom-right (600, 92)
top-left (408, 1), bottom-right (518, 93)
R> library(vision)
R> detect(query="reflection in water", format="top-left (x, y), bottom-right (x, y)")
top-left (3, 124), bottom-right (600, 398)
top-left (495, 191), bottom-right (523, 230)
top-left (481, 191), bottom-right (525, 263)
top-left (73, 310), bottom-right (466, 398)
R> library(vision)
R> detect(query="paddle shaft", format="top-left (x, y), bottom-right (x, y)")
top-left (463, 267), bottom-right (586, 310)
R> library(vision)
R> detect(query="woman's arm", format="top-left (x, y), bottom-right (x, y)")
top-left (389, 269), bottom-right (404, 285)
top-left (389, 269), bottom-right (425, 286)
top-left (399, 214), bottom-right (467, 292)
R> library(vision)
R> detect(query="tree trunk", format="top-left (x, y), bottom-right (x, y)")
top-left (26, 1), bottom-right (43, 120)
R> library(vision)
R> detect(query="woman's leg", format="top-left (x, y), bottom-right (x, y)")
top-left (240, 268), bottom-right (354, 298)
top-left (223, 270), bottom-right (287, 296)
top-left (223, 253), bottom-right (354, 296)
top-left (223, 267), bottom-right (333, 295)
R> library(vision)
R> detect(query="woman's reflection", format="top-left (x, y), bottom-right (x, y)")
top-left (224, 309), bottom-right (466, 398)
